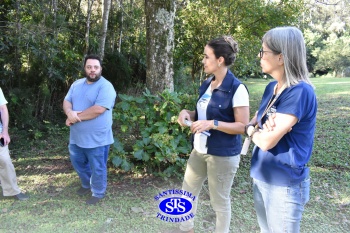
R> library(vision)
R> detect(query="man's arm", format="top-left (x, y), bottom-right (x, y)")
top-left (0, 104), bottom-right (10, 145)
top-left (63, 100), bottom-right (82, 125)
top-left (77, 105), bottom-right (107, 121)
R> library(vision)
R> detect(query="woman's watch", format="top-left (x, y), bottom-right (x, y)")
top-left (247, 125), bottom-right (257, 138)
top-left (213, 120), bottom-right (219, 130)
top-left (245, 123), bottom-right (255, 136)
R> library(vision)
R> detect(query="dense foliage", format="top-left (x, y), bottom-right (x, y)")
top-left (175, 0), bottom-right (304, 80)
top-left (111, 89), bottom-right (196, 177)
top-left (0, 0), bottom-right (148, 129)
top-left (0, 0), bottom-right (307, 127)
top-left (303, 0), bottom-right (350, 77)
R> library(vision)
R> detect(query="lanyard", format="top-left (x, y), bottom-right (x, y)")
top-left (258, 83), bottom-right (287, 127)
top-left (241, 83), bottom-right (287, 155)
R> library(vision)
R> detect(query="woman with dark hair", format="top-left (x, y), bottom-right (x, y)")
top-left (174, 36), bottom-right (250, 233)
top-left (246, 26), bottom-right (317, 232)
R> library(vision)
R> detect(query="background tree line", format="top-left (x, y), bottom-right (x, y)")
top-left (0, 0), bottom-right (349, 132)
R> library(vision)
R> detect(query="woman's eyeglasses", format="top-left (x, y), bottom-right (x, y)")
top-left (259, 48), bottom-right (275, 58)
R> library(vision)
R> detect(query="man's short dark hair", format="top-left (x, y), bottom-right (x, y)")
top-left (84, 54), bottom-right (102, 67)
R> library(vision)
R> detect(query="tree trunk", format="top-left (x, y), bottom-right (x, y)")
top-left (84, 0), bottom-right (95, 55)
top-left (99, 0), bottom-right (111, 60)
top-left (117, 0), bottom-right (124, 53)
top-left (52, 0), bottom-right (57, 38)
top-left (145, 0), bottom-right (176, 94)
top-left (14, 0), bottom-right (22, 88)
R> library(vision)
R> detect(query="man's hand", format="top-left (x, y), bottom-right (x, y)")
top-left (66, 110), bottom-right (82, 124)
top-left (65, 118), bottom-right (73, 126)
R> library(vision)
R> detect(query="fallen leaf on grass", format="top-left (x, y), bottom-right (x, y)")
top-left (131, 207), bottom-right (144, 213)
top-left (340, 202), bottom-right (350, 208)
top-left (142, 211), bottom-right (153, 217)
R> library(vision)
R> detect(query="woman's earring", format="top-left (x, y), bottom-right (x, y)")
top-left (218, 63), bottom-right (221, 67)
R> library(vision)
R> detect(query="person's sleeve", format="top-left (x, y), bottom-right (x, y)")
top-left (0, 88), bottom-right (8, 106)
top-left (64, 84), bottom-right (74, 103)
top-left (232, 84), bottom-right (249, 107)
top-left (277, 85), bottom-right (308, 121)
top-left (95, 83), bottom-right (117, 110)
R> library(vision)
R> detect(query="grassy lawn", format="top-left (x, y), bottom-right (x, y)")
top-left (0, 77), bottom-right (349, 233)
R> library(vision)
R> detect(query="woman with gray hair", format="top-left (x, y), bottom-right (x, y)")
top-left (246, 26), bottom-right (317, 232)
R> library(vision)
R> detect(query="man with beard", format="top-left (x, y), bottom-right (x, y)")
top-left (63, 54), bottom-right (116, 205)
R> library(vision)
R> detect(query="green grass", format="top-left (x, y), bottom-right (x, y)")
top-left (0, 77), bottom-right (349, 233)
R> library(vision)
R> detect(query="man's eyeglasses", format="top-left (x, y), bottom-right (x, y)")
top-left (259, 48), bottom-right (275, 58)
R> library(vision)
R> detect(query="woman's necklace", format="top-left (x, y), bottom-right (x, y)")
top-left (211, 80), bottom-right (222, 92)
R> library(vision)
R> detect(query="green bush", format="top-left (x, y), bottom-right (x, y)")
top-left (111, 89), bottom-right (197, 177)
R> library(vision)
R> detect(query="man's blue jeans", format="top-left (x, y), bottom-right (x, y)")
top-left (253, 178), bottom-right (310, 233)
top-left (69, 144), bottom-right (110, 198)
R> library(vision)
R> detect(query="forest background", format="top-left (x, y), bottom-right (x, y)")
top-left (0, 0), bottom-right (350, 178)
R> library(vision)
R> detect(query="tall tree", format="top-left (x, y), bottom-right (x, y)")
top-left (303, 0), bottom-right (350, 76)
top-left (145, 0), bottom-right (176, 93)
top-left (99, 0), bottom-right (112, 60)
top-left (117, 0), bottom-right (124, 53)
top-left (85, 0), bottom-right (95, 55)
top-left (175, 0), bottom-right (304, 81)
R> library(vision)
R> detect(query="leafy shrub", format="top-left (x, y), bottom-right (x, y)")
top-left (111, 89), bottom-right (197, 177)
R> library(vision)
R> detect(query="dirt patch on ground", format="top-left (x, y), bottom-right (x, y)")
top-left (16, 158), bottom-right (74, 175)
top-left (14, 155), bottom-right (181, 195)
